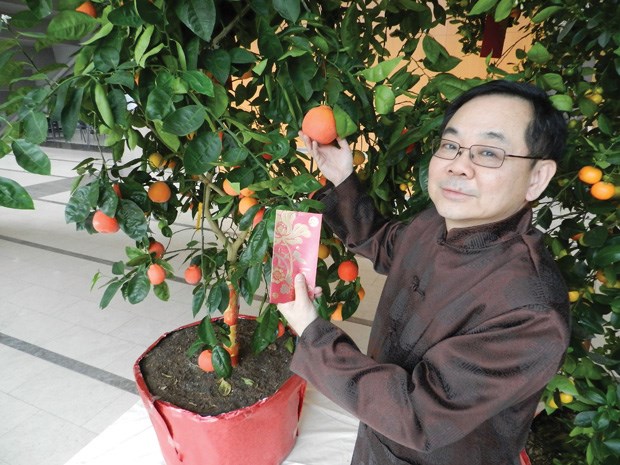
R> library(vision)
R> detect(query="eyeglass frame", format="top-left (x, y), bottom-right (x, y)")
top-left (432, 138), bottom-right (544, 168)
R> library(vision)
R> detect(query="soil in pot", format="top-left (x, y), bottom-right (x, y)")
top-left (139, 318), bottom-right (295, 416)
top-left (526, 409), bottom-right (580, 465)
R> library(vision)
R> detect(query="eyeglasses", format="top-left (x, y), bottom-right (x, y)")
top-left (432, 139), bottom-right (542, 168)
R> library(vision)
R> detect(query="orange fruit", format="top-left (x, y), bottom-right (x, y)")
top-left (148, 240), bottom-right (165, 259)
top-left (590, 181), bottom-right (615, 200)
top-left (568, 290), bottom-right (580, 303)
top-left (222, 179), bottom-right (239, 196)
top-left (75, 1), bottom-right (97, 17)
top-left (352, 150), bottom-right (365, 166)
top-left (358, 286), bottom-right (365, 301)
top-left (252, 207), bottom-right (265, 228)
top-left (148, 152), bottom-right (164, 170)
top-left (559, 393), bottom-right (574, 404)
top-left (92, 210), bottom-right (119, 233)
top-left (223, 310), bottom-right (237, 326)
top-left (331, 303), bottom-right (344, 321)
top-left (197, 349), bottom-right (214, 372)
top-left (338, 260), bottom-right (359, 282)
top-left (148, 181), bottom-right (172, 203)
top-left (112, 183), bottom-right (122, 198)
top-left (147, 264), bottom-right (166, 285)
top-left (318, 175), bottom-right (327, 186)
top-left (595, 270), bottom-right (608, 284)
top-left (239, 196), bottom-right (258, 215)
top-left (240, 186), bottom-right (254, 197)
top-left (184, 265), bottom-right (202, 285)
top-left (302, 105), bottom-right (337, 145)
top-left (401, 128), bottom-right (415, 154)
top-left (277, 321), bottom-right (286, 338)
top-left (578, 166), bottom-right (603, 185)
top-left (318, 244), bottom-right (330, 259)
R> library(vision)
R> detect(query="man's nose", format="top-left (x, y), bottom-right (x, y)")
top-left (447, 147), bottom-right (475, 175)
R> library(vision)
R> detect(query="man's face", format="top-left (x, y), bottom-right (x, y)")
top-left (428, 94), bottom-right (553, 231)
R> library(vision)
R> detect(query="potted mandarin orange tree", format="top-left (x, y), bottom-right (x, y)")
top-left (1, 0), bottom-right (618, 464)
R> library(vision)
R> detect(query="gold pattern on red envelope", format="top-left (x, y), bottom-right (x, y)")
top-left (269, 210), bottom-right (322, 303)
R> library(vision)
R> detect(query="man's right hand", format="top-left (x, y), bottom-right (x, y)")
top-left (298, 131), bottom-right (353, 186)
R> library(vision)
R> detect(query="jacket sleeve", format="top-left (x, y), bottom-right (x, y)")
top-left (290, 306), bottom-right (568, 452)
top-left (319, 173), bottom-right (407, 275)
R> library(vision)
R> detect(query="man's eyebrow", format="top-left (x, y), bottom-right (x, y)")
top-left (442, 127), bottom-right (507, 143)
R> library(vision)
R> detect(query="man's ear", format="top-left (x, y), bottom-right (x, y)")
top-left (526, 160), bottom-right (557, 201)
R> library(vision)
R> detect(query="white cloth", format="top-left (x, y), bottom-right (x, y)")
top-left (64, 385), bottom-right (358, 465)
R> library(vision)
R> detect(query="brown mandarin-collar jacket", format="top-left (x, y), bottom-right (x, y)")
top-left (290, 174), bottom-right (570, 465)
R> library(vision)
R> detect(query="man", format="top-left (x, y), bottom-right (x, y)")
top-left (278, 80), bottom-right (570, 465)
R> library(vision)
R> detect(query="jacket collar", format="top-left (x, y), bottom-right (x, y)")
top-left (439, 207), bottom-right (533, 250)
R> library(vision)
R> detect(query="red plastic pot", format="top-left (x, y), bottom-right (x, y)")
top-left (134, 316), bottom-right (307, 465)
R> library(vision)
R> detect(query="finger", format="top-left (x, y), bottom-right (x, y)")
top-left (312, 286), bottom-right (323, 299)
top-left (335, 137), bottom-right (348, 148)
top-left (293, 273), bottom-right (310, 301)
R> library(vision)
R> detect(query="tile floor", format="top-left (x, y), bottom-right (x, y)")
top-left (0, 143), bottom-right (384, 465)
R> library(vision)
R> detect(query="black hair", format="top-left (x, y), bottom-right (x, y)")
top-left (440, 80), bottom-right (567, 162)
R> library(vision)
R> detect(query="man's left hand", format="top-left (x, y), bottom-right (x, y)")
top-left (277, 274), bottom-right (321, 336)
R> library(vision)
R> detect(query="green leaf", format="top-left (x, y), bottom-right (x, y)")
top-left (494, 0), bottom-right (513, 21)
top-left (153, 282), bottom-right (170, 301)
top-left (181, 70), bottom-right (214, 96)
top-left (603, 439), bottom-right (620, 455)
top-left (549, 94), bottom-right (573, 112)
top-left (61, 87), bottom-right (85, 141)
top-left (291, 173), bottom-right (322, 194)
top-left (591, 245), bottom-right (620, 268)
top-left (357, 57), bottom-right (403, 83)
top-left (212, 345), bottom-right (232, 379)
top-left (162, 105), bottom-right (206, 136)
top-left (117, 199), bottom-right (148, 241)
top-left (93, 82), bottom-right (115, 128)
top-left (468, 0), bottom-right (499, 16)
top-left (333, 104), bottom-right (357, 139)
top-left (184, 131), bottom-right (222, 174)
top-left (251, 305), bottom-right (279, 354)
top-left (108, 3), bottom-right (143, 27)
top-left (175, 0), bottom-right (216, 42)
top-left (541, 73), bottom-right (565, 92)
top-left (65, 182), bottom-right (98, 223)
top-left (574, 410), bottom-right (596, 427)
top-left (532, 6), bottom-right (564, 24)
top-left (25, 0), bottom-right (51, 19)
top-left (374, 85), bottom-right (395, 115)
top-left (207, 281), bottom-right (223, 313)
top-left (23, 111), bottom-right (48, 144)
top-left (527, 43), bottom-right (552, 64)
top-left (134, 24), bottom-right (154, 65)
top-left (145, 87), bottom-right (174, 120)
top-left (340, 5), bottom-right (360, 55)
top-left (153, 120), bottom-right (180, 152)
top-left (273, 0), bottom-right (300, 22)
top-left (239, 221), bottom-right (269, 265)
top-left (422, 36), bottom-right (461, 72)
top-left (138, 43), bottom-right (165, 68)
top-left (11, 140), bottom-right (51, 175)
top-left (47, 11), bottom-right (96, 42)
top-left (125, 271), bottom-right (150, 304)
top-left (257, 18), bottom-right (283, 60)
top-left (100, 280), bottom-right (122, 309)
top-left (197, 317), bottom-right (219, 346)
top-left (0, 176), bottom-right (34, 209)
top-left (192, 285), bottom-right (206, 317)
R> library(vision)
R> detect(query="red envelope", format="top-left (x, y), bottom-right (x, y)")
top-left (269, 210), bottom-right (323, 303)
